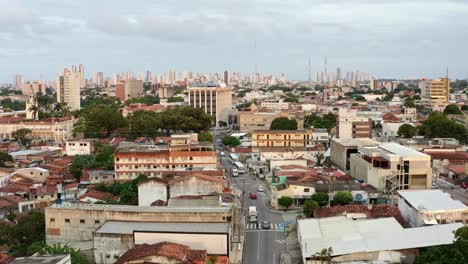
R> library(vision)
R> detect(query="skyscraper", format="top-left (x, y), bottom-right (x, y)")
top-left (56, 66), bottom-right (83, 111)
top-left (336, 67), bottom-right (342, 81)
top-left (224, 70), bottom-right (229, 85)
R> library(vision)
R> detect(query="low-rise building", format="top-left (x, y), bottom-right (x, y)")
top-left (336, 108), bottom-right (372, 139)
top-left (65, 139), bottom-right (95, 156)
top-left (259, 100), bottom-right (291, 111)
top-left (350, 143), bottom-right (432, 191)
top-left (237, 104), bottom-right (304, 133)
top-left (330, 138), bottom-right (378, 171)
top-left (398, 189), bottom-right (468, 227)
top-left (252, 129), bottom-right (313, 151)
top-left (0, 117), bottom-right (75, 143)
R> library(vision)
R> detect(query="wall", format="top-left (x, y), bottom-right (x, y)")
top-left (270, 159), bottom-right (307, 170)
top-left (94, 233), bottom-right (133, 264)
top-left (138, 181), bottom-right (167, 206)
top-left (66, 141), bottom-right (94, 156)
top-left (398, 196), bottom-right (422, 227)
top-left (170, 177), bottom-right (223, 198)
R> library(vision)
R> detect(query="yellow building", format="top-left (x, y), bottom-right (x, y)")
top-left (252, 129), bottom-right (313, 151)
top-left (429, 78), bottom-right (449, 105)
top-left (237, 104), bottom-right (304, 133)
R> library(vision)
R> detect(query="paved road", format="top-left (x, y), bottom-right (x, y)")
top-left (436, 178), bottom-right (468, 205)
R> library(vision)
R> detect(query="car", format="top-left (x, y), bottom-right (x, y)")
top-left (248, 216), bottom-right (257, 223)
top-left (431, 183), bottom-right (438, 189)
top-left (249, 193), bottom-right (257, 199)
top-left (257, 186), bottom-right (264, 192)
top-left (261, 220), bottom-right (271, 229)
top-left (220, 152), bottom-right (225, 156)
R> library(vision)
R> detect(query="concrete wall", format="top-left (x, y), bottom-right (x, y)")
top-left (94, 233), bottom-right (133, 264)
top-left (398, 196), bottom-right (421, 227)
top-left (170, 177), bottom-right (223, 198)
top-left (138, 181), bottom-right (167, 206)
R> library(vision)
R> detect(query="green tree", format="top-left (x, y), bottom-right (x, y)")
top-left (312, 192), bottom-right (329, 206)
top-left (397, 124), bottom-right (417, 138)
top-left (12, 128), bottom-right (32, 146)
top-left (125, 95), bottom-right (160, 105)
top-left (270, 117), bottom-right (298, 130)
top-left (416, 226), bottom-right (468, 264)
top-left (128, 110), bottom-right (161, 138)
top-left (354, 95), bottom-right (366, 101)
top-left (222, 135), bottom-right (241, 147)
top-left (315, 153), bottom-right (324, 166)
top-left (0, 152), bottom-right (14, 167)
top-left (404, 97), bottom-right (415, 107)
top-left (461, 105), bottom-right (468, 111)
top-left (73, 105), bottom-right (128, 138)
top-left (167, 96), bottom-right (184, 103)
top-left (304, 113), bottom-right (336, 132)
top-left (443, 104), bottom-right (463, 115)
top-left (70, 155), bottom-right (98, 180)
top-left (311, 247), bottom-right (333, 263)
top-left (38, 243), bottom-right (91, 264)
top-left (420, 112), bottom-right (468, 143)
top-left (303, 200), bottom-right (319, 217)
top-left (278, 196), bottom-right (294, 210)
top-left (198, 132), bottom-right (213, 142)
top-left (333, 191), bottom-right (353, 205)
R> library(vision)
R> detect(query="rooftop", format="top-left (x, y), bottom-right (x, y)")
top-left (332, 138), bottom-right (379, 147)
top-left (49, 203), bottom-right (231, 213)
top-left (96, 221), bottom-right (229, 234)
top-left (11, 255), bottom-right (70, 264)
top-left (398, 190), bottom-right (468, 212)
top-left (378, 143), bottom-right (428, 158)
top-left (298, 216), bottom-right (462, 258)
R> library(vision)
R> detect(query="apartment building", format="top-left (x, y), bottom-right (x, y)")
top-left (21, 81), bottom-right (46, 96)
top-left (56, 65), bottom-right (84, 111)
top-left (114, 134), bottom-right (217, 180)
top-left (259, 100), bottom-right (291, 111)
top-left (237, 104), bottom-right (304, 133)
top-left (115, 79), bottom-right (143, 102)
top-left (350, 143), bottom-right (432, 191)
top-left (252, 129), bottom-right (313, 151)
top-left (0, 117), bottom-right (75, 143)
top-left (187, 83), bottom-right (232, 126)
top-left (336, 108), bottom-right (372, 139)
top-left (429, 78), bottom-right (450, 105)
top-left (65, 139), bottom-right (95, 156)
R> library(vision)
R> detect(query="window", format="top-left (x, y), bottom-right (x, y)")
top-left (80, 219), bottom-right (85, 224)
top-left (50, 218), bottom-right (55, 223)
top-left (65, 219), bottom-right (70, 223)
top-left (304, 188), bottom-right (310, 192)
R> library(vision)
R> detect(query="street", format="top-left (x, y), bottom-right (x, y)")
top-left (213, 130), bottom-right (287, 264)
top-left (436, 178), bottom-right (468, 205)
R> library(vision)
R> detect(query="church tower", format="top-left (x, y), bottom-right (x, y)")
top-left (26, 92), bottom-right (38, 120)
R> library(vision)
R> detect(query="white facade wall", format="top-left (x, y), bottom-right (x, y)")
top-left (138, 181), bottom-right (167, 206)
top-left (170, 177), bottom-right (223, 198)
top-left (66, 140), bottom-right (94, 156)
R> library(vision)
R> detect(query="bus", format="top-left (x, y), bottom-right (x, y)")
top-left (234, 161), bottom-right (246, 174)
top-left (229, 153), bottom-right (239, 161)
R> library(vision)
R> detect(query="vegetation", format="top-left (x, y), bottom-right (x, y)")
top-left (0, 211), bottom-right (45, 256)
top-left (462, 105), bottom-right (468, 111)
top-left (404, 97), bottom-right (415, 108)
top-left (0, 152), bottom-right (14, 167)
top-left (278, 196), bottom-right (294, 210)
top-left (70, 144), bottom-right (115, 180)
top-left (73, 105), bottom-right (128, 138)
top-left (236, 101), bottom-right (254, 109)
top-left (222, 135), bottom-right (241, 147)
top-left (125, 95), bottom-right (160, 105)
top-left (397, 124), bottom-right (417, 138)
top-left (417, 112), bottom-right (468, 144)
top-left (304, 113), bottom-right (336, 132)
top-left (303, 200), bottom-right (319, 217)
top-left (311, 247), bottom-right (333, 262)
top-left (12, 128), bottom-right (32, 146)
top-left (354, 95), bottom-right (366, 101)
top-left (167, 96), bottom-right (184, 103)
top-left (198, 132), bottom-right (213, 142)
top-left (312, 192), bottom-right (329, 206)
top-left (30, 243), bottom-right (91, 264)
top-left (270, 117), bottom-right (298, 130)
top-left (443, 104), bottom-right (463, 115)
top-left (415, 226), bottom-right (468, 264)
top-left (94, 174), bottom-right (148, 205)
top-left (333, 191), bottom-right (353, 205)
top-left (0, 98), bottom-right (25, 111)
top-left (315, 152), bottom-right (324, 166)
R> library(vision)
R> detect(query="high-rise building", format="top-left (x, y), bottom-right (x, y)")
top-left (224, 70), bottom-right (229, 85)
top-left (429, 78), bottom-right (450, 105)
top-left (419, 78), bottom-right (431, 98)
top-left (188, 83), bottom-right (232, 126)
top-left (56, 66), bottom-right (83, 111)
top-left (14, 74), bottom-right (24, 89)
top-left (370, 79), bottom-right (377, 90)
top-left (336, 67), bottom-right (342, 81)
top-left (115, 79), bottom-right (143, 102)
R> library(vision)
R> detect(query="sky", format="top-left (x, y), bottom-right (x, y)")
top-left (1, 0), bottom-right (468, 82)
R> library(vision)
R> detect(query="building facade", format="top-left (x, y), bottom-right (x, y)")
top-left (330, 138), bottom-right (378, 171)
top-left (336, 108), bottom-right (372, 139)
top-left (115, 79), bottom-right (143, 102)
top-left (237, 104), bottom-right (304, 133)
top-left (252, 129), bottom-right (313, 150)
top-left (65, 139), bottom-right (95, 156)
top-left (429, 78), bottom-right (450, 105)
top-left (56, 66), bottom-right (83, 111)
top-left (187, 83), bottom-right (232, 126)
top-left (0, 117), bottom-right (75, 143)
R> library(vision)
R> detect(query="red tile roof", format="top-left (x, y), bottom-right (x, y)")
top-left (448, 164), bottom-right (466, 175)
top-left (424, 151), bottom-right (468, 160)
top-left (78, 189), bottom-right (111, 202)
top-left (314, 205), bottom-right (406, 226)
top-left (382, 112), bottom-right (401, 123)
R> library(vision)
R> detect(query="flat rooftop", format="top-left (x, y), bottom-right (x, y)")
top-left (379, 143), bottom-right (428, 158)
top-left (11, 255), bottom-right (70, 264)
top-left (96, 221), bottom-right (230, 234)
top-left (332, 138), bottom-right (379, 147)
top-left (298, 216), bottom-right (462, 257)
top-left (398, 190), bottom-right (468, 212)
top-left (49, 203), bottom-right (231, 213)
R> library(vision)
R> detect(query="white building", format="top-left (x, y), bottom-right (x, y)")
top-left (260, 100), bottom-right (290, 111)
top-left (336, 108), bottom-right (372, 139)
top-left (398, 189), bottom-right (468, 227)
top-left (56, 66), bottom-right (84, 111)
top-left (65, 139), bottom-right (95, 156)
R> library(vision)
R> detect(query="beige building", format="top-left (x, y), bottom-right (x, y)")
top-left (350, 143), bottom-right (432, 191)
top-left (0, 117), bottom-right (75, 143)
top-left (237, 104), bottom-right (304, 133)
top-left (187, 83), bottom-right (232, 126)
top-left (429, 78), bottom-right (450, 105)
top-left (252, 129), bottom-right (313, 150)
top-left (65, 139), bottom-right (95, 156)
top-left (115, 79), bottom-right (143, 102)
top-left (21, 81), bottom-right (46, 96)
top-left (114, 134), bottom-right (217, 180)
top-left (260, 100), bottom-right (291, 111)
top-left (330, 138), bottom-right (379, 171)
top-left (56, 66), bottom-right (84, 111)
top-left (336, 108), bottom-right (372, 139)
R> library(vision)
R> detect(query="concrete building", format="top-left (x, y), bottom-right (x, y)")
top-left (297, 216), bottom-right (463, 264)
top-left (157, 85), bottom-right (177, 99)
top-left (56, 66), bottom-right (83, 111)
top-left (115, 79), bottom-right (143, 102)
top-left (429, 78), bottom-right (450, 105)
top-left (350, 143), bottom-right (432, 191)
top-left (0, 117), bottom-right (75, 143)
top-left (259, 100), bottom-right (291, 111)
top-left (21, 81), bottom-right (46, 96)
top-left (330, 138), bottom-right (379, 171)
top-left (237, 104), bottom-right (304, 133)
top-left (398, 190), bottom-right (468, 227)
top-left (65, 139), bottom-right (95, 156)
top-left (188, 83), bottom-right (232, 126)
top-left (114, 135), bottom-right (217, 180)
top-left (252, 129), bottom-right (313, 151)
top-left (336, 108), bottom-right (372, 139)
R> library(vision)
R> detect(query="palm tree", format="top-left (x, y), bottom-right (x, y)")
top-left (28, 104), bottom-right (39, 120)
top-left (315, 152), bottom-right (325, 166)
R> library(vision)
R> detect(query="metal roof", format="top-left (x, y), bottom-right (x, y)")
top-left (379, 143), bottom-right (428, 158)
top-left (298, 216), bottom-right (462, 258)
top-left (398, 190), bottom-right (468, 212)
top-left (49, 203), bottom-right (231, 213)
top-left (96, 221), bottom-right (230, 234)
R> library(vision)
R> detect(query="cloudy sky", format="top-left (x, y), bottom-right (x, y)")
top-left (1, 0), bottom-right (467, 82)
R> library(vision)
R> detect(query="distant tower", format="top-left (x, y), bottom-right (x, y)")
top-left (323, 85), bottom-right (329, 105)
top-left (224, 70), bottom-right (229, 85)
top-left (26, 91), bottom-right (38, 120)
top-left (308, 56), bottom-right (311, 88)
top-left (323, 56), bottom-right (328, 83)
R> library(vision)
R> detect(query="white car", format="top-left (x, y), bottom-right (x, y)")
top-left (220, 152), bottom-right (225, 156)
top-left (257, 186), bottom-right (264, 192)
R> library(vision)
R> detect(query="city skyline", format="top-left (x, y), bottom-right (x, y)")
top-left (1, 0), bottom-right (468, 82)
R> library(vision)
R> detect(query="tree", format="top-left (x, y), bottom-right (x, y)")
top-left (444, 104), bottom-right (463, 115)
top-left (198, 132), bottom-right (213, 142)
top-left (166, 96), bottom-right (184, 103)
top-left (397, 124), bottom-right (417, 138)
top-left (404, 97), bottom-right (415, 107)
top-left (12, 128), bottom-right (32, 146)
top-left (38, 243), bottom-right (91, 264)
top-left (312, 192), bottom-right (329, 206)
top-left (354, 95), bottom-right (366, 101)
top-left (28, 104), bottom-right (39, 120)
top-left (311, 247), bottom-right (333, 263)
top-left (420, 112), bottom-right (468, 144)
top-left (303, 200), bottom-right (319, 217)
top-left (128, 110), bottom-right (161, 138)
top-left (222, 135), bottom-right (240, 147)
top-left (70, 155), bottom-right (98, 180)
top-left (461, 105), bottom-right (468, 111)
top-left (278, 196), bottom-right (294, 210)
top-left (416, 226), bottom-right (468, 264)
top-left (304, 113), bottom-right (336, 132)
top-left (0, 152), bottom-right (13, 167)
top-left (270, 117), bottom-right (298, 130)
top-left (333, 191), bottom-right (353, 205)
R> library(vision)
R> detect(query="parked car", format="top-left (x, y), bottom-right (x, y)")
top-left (461, 177), bottom-right (468, 189)
top-left (261, 220), bottom-right (271, 229)
top-left (220, 152), bottom-right (225, 156)
top-left (249, 193), bottom-right (257, 199)
top-left (257, 186), bottom-right (264, 192)
top-left (249, 216), bottom-right (257, 223)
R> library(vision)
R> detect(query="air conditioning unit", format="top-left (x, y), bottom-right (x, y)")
top-left (351, 191), bottom-right (368, 203)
